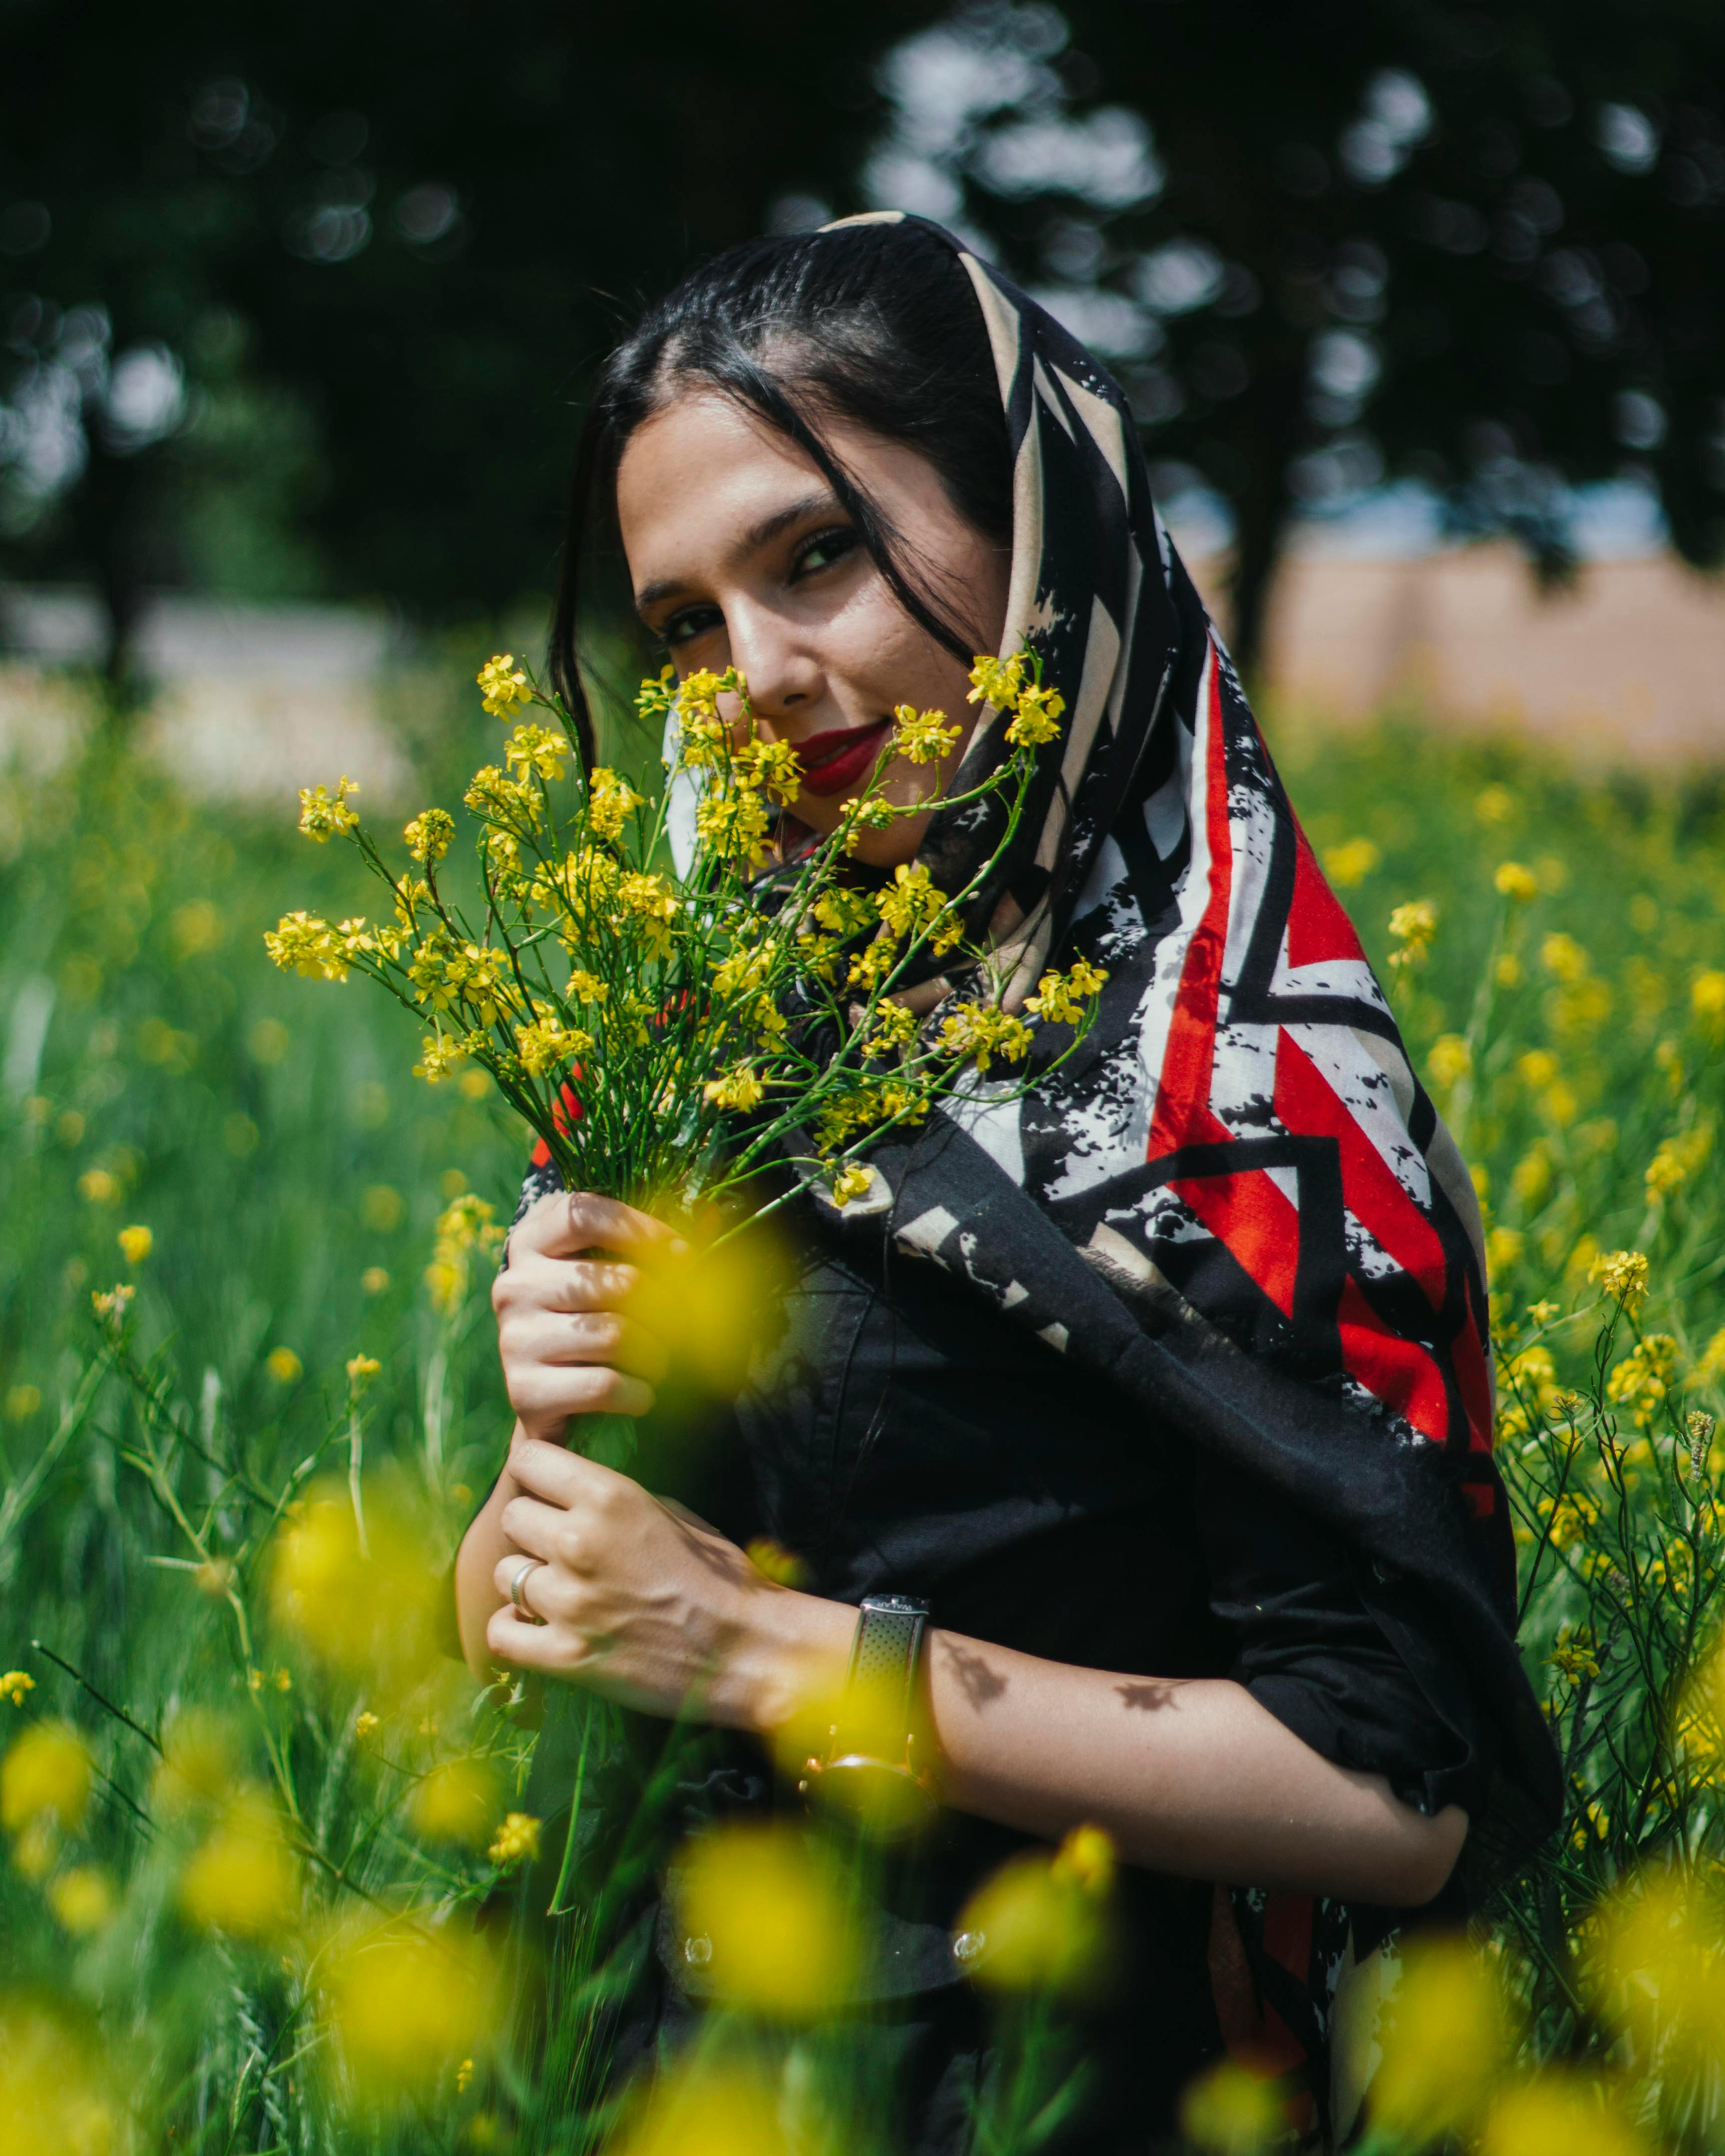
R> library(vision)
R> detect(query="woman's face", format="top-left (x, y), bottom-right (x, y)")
top-left (614, 389), bottom-right (1011, 866)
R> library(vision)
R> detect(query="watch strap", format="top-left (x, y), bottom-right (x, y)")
top-left (829, 1593), bottom-right (929, 1763)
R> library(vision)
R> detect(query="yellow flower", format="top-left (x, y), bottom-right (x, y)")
top-left (1647, 1125), bottom-right (1711, 1200)
top-left (1372, 1934), bottom-right (1507, 2138)
top-left (673, 1820), bottom-right (858, 2019)
top-left (1479, 2072), bottom-right (1643, 2156)
top-left (1486, 1227), bottom-right (1524, 1278)
top-left (476, 652), bottom-right (533, 716)
top-left (1322, 836), bottom-right (1381, 888)
top-left (875, 862), bottom-right (948, 939)
top-left (1427, 1033), bottom-right (1471, 1089)
top-left (864, 1002), bottom-right (919, 1056)
top-left (5, 1385), bottom-right (41, 1421)
top-left (514, 1014), bottom-right (591, 1079)
top-left (1, 1671), bottom-right (36, 1707)
top-left (265, 909), bottom-right (352, 983)
top-left (1606, 1334), bottom-right (1679, 1427)
top-left (487, 1812), bottom-right (541, 1868)
top-left (1026, 958), bottom-right (1110, 1027)
top-left (1547, 1624), bottom-right (1602, 1682)
top-left (812, 885), bottom-right (876, 937)
top-left (2, 1722), bottom-right (91, 1835)
top-left (1004, 681), bottom-right (1064, 747)
top-left (1179, 2061), bottom-right (1285, 2156)
top-left (954, 1823), bottom-right (1117, 1998)
top-left (116, 1223), bottom-right (152, 1266)
top-left (503, 720), bottom-right (570, 783)
top-left (967, 652), bottom-right (1026, 710)
top-left (891, 703), bottom-right (961, 765)
top-left (695, 788), bottom-right (770, 865)
top-left (404, 808), bottom-right (455, 865)
top-left (354, 1710), bottom-right (380, 1741)
top-left (610, 2062), bottom-right (789, 2156)
top-left (745, 1538), bottom-right (809, 1588)
top-left (322, 1919), bottom-right (503, 2102)
top-left (586, 766), bottom-right (643, 839)
top-left (1494, 859), bottom-right (1539, 903)
top-left (1692, 969), bottom-right (1725, 1036)
top-left (48, 1865), bottom-right (115, 1933)
top-left (936, 1002), bottom-right (1033, 1073)
top-left (829, 1162), bottom-right (874, 1209)
top-left (90, 1283), bottom-right (135, 1321)
top-left (266, 1345), bottom-right (302, 1384)
top-left (1386, 898), bottom-right (1438, 969)
top-left (733, 736), bottom-right (804, 804)
top-left (345, 1353), bottom-right (381, 1392)
top-left (703, 1067), bottom-right (766, 1112)
top-left (361, 1266), bottom-right (390, 1295)
top-left (271, 1482), bottom-right (444, 1697)
top-left (297, 775), bottom-right (360, 842)
top-left (1539, 931), bottom-right (1590, 982)
top-left (1475, 783), bottom-right (1515, 825)
top-left (78, 1167), bottom-right (122, 1205)
top-left (411, 1759), bottom-right (500, 1848)
top-left (413, 1031), bottom-right (465, 1085)
top-left (0, 2005), bottom-right (119, 2154)
top-left (1589, 1248), bottom-right (1649, 1314)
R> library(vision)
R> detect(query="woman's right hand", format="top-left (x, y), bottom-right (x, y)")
top-left (455, 1190), bottom-right (683, 1676)
top-left (491, 1190), bottom-right (682, 1443)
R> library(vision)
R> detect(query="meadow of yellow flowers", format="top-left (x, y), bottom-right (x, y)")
top-left (0, 676), bottom-right (1723, 2153)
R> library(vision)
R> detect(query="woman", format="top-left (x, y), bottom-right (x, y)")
top-left (454, 213), bottom-right (1559, 2146)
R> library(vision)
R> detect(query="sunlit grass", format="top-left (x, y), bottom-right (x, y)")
top-left (1, 678), bottom-right (1724, 2150)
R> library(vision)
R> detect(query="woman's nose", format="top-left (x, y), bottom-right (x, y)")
top-left (721, 602), bottom-right (822, 730)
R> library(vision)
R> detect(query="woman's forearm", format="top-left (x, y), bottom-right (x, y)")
top-left (921, 1628), bottom-right (1466, 1905)
top-left (745, 1594), bottom-right (1465, 1908)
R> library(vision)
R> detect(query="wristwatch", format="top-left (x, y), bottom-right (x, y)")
top-left (798, 1593), bottom-right (937, 1840)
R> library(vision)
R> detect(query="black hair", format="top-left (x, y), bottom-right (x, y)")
top-left (549, 218), bottom-right (1014, 765)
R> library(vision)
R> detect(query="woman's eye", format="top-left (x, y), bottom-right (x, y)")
top-left (792, 527), bottom-right (858, 579)
top-left (660, 604), bottom-right (723, 648)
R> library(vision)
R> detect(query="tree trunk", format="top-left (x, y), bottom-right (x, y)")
top-left (1221, 346), bottom-right (1306, 695)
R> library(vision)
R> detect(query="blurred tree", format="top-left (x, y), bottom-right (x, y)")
top-left (857, 0), bottom-right (1725, 679)
top-left (5, 0), bottom-right (1723, 689)
top-left (0, 0), bottom-right (938, 680)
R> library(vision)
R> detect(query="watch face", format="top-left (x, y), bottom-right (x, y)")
top-left (808, 1756), bottom-right (936, 1842)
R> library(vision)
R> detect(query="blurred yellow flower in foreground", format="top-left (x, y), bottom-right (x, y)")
top-left (116, 1224), bottom-right (152, 1265)
top-left (0, 1669), bottom-right (35, 1705)
top-left (408, 1758), bottom-right (500, 1848)
top-left (1588, 1871), bottom-right (1725, 2069)
top-left (151, 1712), bottom-right (236, 1818)
top-left (1692, 969), bottom-right (1725, 1037)
top-left (271, 1480), bottom-right (442, 1697)
top-left (1371, 1934), bottom-right (1507, 2139)
top-left (0, 2001), bottom-right (117, 2156)
top-left (1479, 2071), bottom-right (1644, 2156)
top-left (48, 1866), bottom-right (116, 1934)
top-left (612, 2061), bottom-right (788, 2156)
top-left (1494, 859), bottom-right (1539, 904)
top-left (180, 1792), bottom-right (299, 1940)
top-left (1427, 1033), bottom-right (1471, 1089)
top-left (2, 1721), bottom-right (91, 1836)
top-left (266, 1345), bottom-right (302, 1384)
top-left (322, 1920), bottom-right (502, 2104)
top-left (1179, 2058), bottom-right (1284, 2156)
top-left (673, 1820), bottom-right (857, 2020)
top-left (953, 1823), bottom-right (1118, 2000)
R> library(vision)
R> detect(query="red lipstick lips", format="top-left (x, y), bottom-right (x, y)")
top-left (793, 715), bottom-right (895, 799)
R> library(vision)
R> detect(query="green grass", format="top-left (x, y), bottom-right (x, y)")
top-left (3, 672), bottom-right (1725, 2150)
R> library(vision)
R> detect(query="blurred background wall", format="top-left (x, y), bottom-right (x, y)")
top-left (2, 0), bottom-right (1722, 784)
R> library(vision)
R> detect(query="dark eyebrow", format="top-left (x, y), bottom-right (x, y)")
top-left (631, 490), bottom-right (846, 619)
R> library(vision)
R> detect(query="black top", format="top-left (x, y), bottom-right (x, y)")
top-left (494, 1176), bottom-right (1489, 2151)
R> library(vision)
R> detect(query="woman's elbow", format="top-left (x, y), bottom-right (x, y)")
top-left (1386, 1802), bottom-right (1469, 1908)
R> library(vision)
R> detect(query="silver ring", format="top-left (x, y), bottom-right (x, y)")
top-left (509, 1557), bottom-right (546, 1617)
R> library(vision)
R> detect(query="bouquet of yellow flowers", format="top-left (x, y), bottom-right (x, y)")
top-left (267, 649), bottom-right (1106, 1224)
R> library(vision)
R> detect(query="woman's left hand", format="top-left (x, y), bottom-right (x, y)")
top-left (488, 1435), bottom-right (851, 1730)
